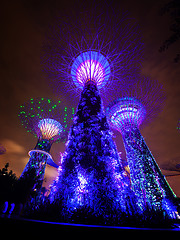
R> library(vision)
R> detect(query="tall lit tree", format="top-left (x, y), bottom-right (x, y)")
top-left (106, 78), bottom-right (178, 218)
top-left (50, 51), bottom-right (134, 219)
top-left (18, 98), bottom-right (74, 195)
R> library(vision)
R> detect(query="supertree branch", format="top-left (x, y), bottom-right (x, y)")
top-left (42, 6), bottom-right (143, 96)
top-left (70, 50), bottom-right (111, 89)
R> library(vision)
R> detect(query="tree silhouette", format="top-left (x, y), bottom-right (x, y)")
top-left (0, 163), bottom-right (17, 203)
top-left (13, 167), bottom-right (40, 204)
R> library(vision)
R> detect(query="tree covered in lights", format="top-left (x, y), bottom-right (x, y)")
top-left (41, 6), bottom-right (180, 223)
top-left (50, 51), bottom-right (134, 220)
top-left (17, 97), bottom-right (74, 200)
top-left (106, 79), bottom-right (178, 219)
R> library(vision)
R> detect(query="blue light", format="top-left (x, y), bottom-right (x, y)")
top-left (106, 97), bottom-right (146, 133)
top-left (19, 150), bottom-right (53, 193)
top-left (71, 51), bottom-right (111, 89)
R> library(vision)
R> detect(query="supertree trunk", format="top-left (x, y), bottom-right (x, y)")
top-left (51, 81), bottom-right (132, 218)
top-left (122, 126), bottom-right (177, 217)
top-left (19, 137), bottom-right (53, 190)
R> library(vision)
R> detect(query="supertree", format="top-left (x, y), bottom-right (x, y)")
top-left (44, 6), bottom-right (144, 221)
top-left (43, 4), bottom-right (143, 99)
top-left (18, 97), bottom-right (74, 195)
top-left (106, 78), bottom-right (179, 218)
top-left (49, 49), bottom-right (137, 221)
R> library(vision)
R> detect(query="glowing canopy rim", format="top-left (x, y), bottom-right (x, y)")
top-left (28, 149), bottom-right (52, 160)
top-left (107, 97), bottom-right (146, 130)
top-left (71, 51), bottom-right (111, 89)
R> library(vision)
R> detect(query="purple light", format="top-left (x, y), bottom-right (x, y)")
top-left (43, 9), bottom-right (144, 97)
top-left (28, 149), bottom-right (52, 161)
top-left (71, 51), bottom-right (111, 89)
top-left (38, 118), bottom-right (63, 140)
top-left (106, 97), bottom-right (146, 132)
top-left (106, 96), bottom-right (178, 217)
top-left (76, 60), bottom-right (104, 85)
top-left (18, 97), bottom-right (74, 143)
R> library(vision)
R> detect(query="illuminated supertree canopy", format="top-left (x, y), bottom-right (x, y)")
top-left (44, 7), bottom-right (144, 221)
top-left (46, 11), bottom-right (141, 216)
top-left (46, 7), bottom-right (144, 216)
top-left (18, 97), bottom-right (74, 144)
top-left (107, 76), bottom-right (166, 127)
top-left (43, 7), bottom-right (143, 96)
top-left (107, 97), bottom-right (146, 133)
top-left (38, 118), bottom-right (63, 141)
top-left (106, 78), bottom-right (178, 218)
top-left (71, 50), bottom-right (111, 89)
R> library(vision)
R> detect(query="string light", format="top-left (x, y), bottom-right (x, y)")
top-left (18, 98), bottom-right (75, 195)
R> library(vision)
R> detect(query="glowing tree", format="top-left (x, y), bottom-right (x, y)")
top-left (18, 97), bottom-right (74, 194)
top-left (50, 50), bottom-right (135, 220)
top-left (43, 6), bottom-right (143, 98)
top-left (106, 79), bottom-right (178, 218)
top-left (44, 6), bottom-right (145, 221)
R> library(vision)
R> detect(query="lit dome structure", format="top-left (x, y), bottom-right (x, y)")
top-left (108, 97), bottom-right (146, 133)
top-left (71, 51), bottom-right (111, 89)
top-left (38, 118), bottom-right (63, 141)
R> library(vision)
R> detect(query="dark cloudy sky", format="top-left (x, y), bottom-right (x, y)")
top-left (0, 0), bottom-right (180, 196)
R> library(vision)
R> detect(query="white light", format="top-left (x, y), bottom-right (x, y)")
top-left (76, 60), bottom-right (104, 86)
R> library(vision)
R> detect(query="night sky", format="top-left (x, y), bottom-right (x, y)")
top-left (0, 0), bottom-right (180, 197)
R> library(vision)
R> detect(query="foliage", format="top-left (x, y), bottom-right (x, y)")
top-left (13, 167), bottom-right (40, 204)
top-left (24, 196), bottom-right (176, 229)
top-left (0, 163), bottom-right (18, 203)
